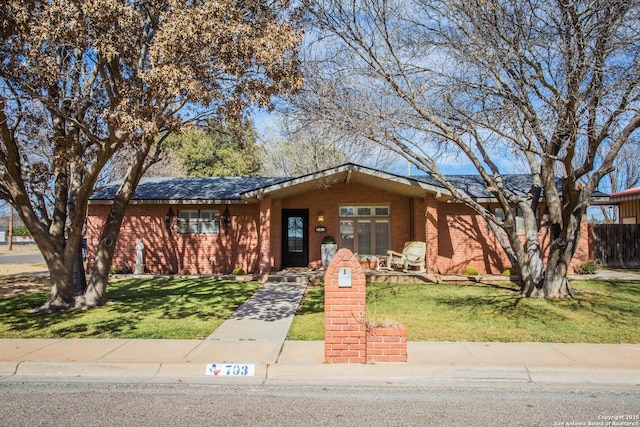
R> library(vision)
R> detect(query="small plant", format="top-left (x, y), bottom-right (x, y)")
top-left (463, 267), bottom-right (478, 276)
top-left (574, 259), bottom-right (599, 275)
top-left (232, 267), bottom-right (246, 275)
top-left (502, 268), bottom-right (513, 276)
top-left (109, 265), bottom-right (132, 274)
top-left (179, 268), bottom-right (191, 275)
top-left (322, 236), bottom-right (336, 244)
top-left (366, 316), bottom-right (401, 329)
top-left (12, 225), bottom-right (31, 236)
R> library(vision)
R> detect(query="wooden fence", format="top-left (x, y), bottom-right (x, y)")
top-left (592, 224), bottom-right (640, 268)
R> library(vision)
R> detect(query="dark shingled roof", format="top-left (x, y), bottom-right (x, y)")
top-left (90, 176), bottom-right (288, 201)
top-left (413, 174), bottom-right (536, 199)
top-left (90, 166), bottom-right (608, 202)
top-left (414, 174), bottom-right (608, 199)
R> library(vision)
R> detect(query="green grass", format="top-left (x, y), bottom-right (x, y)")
top-left (0, 278), bottom-right (261, 339)
top-left (4, 277), bottom-right (639, 343)
top-left (288, 280), bottom-right (640, 343)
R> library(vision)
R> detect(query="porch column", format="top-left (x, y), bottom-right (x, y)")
top-left (258, 194), bottom-right (272, 275)
top-left (425, 199), bottom-right (439, 273)
top-left (411, 197), bottom-right (426, 241)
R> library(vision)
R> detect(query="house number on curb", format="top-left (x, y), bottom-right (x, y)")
top-left (205, 363), bottom-right (255, 376)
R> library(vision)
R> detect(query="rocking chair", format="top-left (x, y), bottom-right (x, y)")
top-left (383, 241), bottom-right (426, 273)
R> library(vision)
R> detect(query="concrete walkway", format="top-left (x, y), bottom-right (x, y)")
top-left (0, 275), bottom-right (639, 388)
top-left (208, 281), bottom-right (307, 342)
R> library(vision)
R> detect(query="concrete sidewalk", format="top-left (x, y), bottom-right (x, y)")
top-left (1, 339), bottom-right (639, 388)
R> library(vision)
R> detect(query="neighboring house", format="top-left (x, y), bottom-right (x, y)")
top-left (86, 163), bottom-right (595, 275)
top-left (608, 186), bottom-right (640, 224)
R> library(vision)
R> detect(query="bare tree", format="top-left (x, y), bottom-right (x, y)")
top-left (1, 0), bottom-right (301, 310)
top-left (294, 0), bottom-right (640, 298)
top-left (259, 113), bottom-right (400, 176)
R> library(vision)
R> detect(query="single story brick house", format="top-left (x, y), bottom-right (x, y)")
top-left (87, 163), bottom-right (596, 275)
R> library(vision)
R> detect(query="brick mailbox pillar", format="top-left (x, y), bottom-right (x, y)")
top-left (324, 248), bottom-right (408, 364)
top-left (324, 248), bottom-right (367, 363)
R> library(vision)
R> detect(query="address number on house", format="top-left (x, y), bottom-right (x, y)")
top-left (205, 363), bottom-right (255, 377)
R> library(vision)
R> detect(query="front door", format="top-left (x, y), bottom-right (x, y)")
top-left (282, 209), bottom-right (309, 268)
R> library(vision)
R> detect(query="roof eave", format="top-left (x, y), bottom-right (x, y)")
top-left (88, 199), bottom-right (249, 205)
top-left (241, 163), bottom-right (451, 200)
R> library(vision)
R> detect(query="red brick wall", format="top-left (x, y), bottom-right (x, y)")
top-left (258, 195), bottom-right (272, 274)
top-left (270, 198), bottom-right (282, 271)
top-left (87, 180), bottom-right (593, 276)
top-left (366, 325), bottom-right (408, 363)
top-left (87, 203), bottom-right (261, 274)
top-left (278, 182), bottom-right (414, 269)
top-left (428, 202), bottom-right (592, 274)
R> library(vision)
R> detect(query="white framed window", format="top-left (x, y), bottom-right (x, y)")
top-left (495, 207), bottom-right (525, 233)
top-left (339, 206), bottom-right (389, 217)
top-left (339, 206), bottom-right (390, 255)
top-left (178, 209), bottom-right (220, 234)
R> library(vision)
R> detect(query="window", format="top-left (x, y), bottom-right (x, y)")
top-left (339, 206), bottom-right (390, 255)
top-left (495, 208), bottom-right (525, 233)
top-left (340, 206), bottom-right (389, 217)
top-left (178, 209), bottom-right (220, 234)
top-left (287, 216), bottom-right (304, 253)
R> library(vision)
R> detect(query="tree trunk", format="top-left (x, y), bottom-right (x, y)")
top-left (36, 255), bottom-right (76, 312)
top-left (81, 198), bottom-right (127, 307)
top-left (543, 266), bottom-right (573, 298)
top-left (520, 210), bottom-right (582, 299)
top-left (521, 259), bottom-right (573, 299)
top-left (518, 254), bottom-right (547, 298)
top-left (73, 239), bottom-right (87, 295)
top-left (81, 137), bottom-right (153, 308)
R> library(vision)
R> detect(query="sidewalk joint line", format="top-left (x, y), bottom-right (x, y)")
top-left (96, 340), bottom-right (131, 362)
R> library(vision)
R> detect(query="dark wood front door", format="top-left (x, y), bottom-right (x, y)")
top-left (282, 209), bottom-right (309, 268)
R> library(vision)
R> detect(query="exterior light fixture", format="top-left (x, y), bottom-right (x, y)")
top-left (317, 211), bottom-right (325, 224)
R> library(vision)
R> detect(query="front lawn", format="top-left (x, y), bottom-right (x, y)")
top-left (0, 277), bottom-right (261, 339)
top-left (288, 280), bottom-right (640, 343)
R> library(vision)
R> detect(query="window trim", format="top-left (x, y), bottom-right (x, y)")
top-left (339, 205), bottom-right (390, 217)
top-left (178, 209), bottom-right (220, 234)
top-left (339, 205), bottom-right (390, 256)
top-left (495, 207), bottom-right (539, 233)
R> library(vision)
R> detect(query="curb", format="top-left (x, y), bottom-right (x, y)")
top-left (3, 361), bottom-right (639, 389)
top-left (14, 361), bottom-right (162, 378)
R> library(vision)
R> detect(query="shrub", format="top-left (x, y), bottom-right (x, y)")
top-left (109, 265), bottom-right (132, 274)
top-left (12, 225), bottom-right (30, 236)
top-left (463, 267), bottom-right (478, 276)
top-left (502, 268), bottom-right (513, 276)
top-left (179, 268), bottom-right (191, 275)
top-left (232, 268), bottom-right (246, 275)
top-left (322, 236), bottom-right (336, 244)
top-left (574, 259), bottom-right (599, 275)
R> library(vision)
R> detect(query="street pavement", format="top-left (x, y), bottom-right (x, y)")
top-left (1, 273), bottom-right (639, 388)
